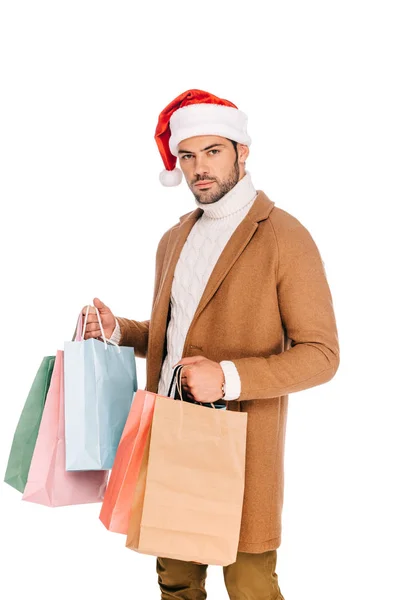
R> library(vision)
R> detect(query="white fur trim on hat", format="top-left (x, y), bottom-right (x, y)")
top-left (169, 104), bottom-right (251, 157)
top-left (159, 167), bottom-right (183, 187)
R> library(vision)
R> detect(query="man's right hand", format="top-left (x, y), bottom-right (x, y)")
top-left (81, 297), bottom-right (117, 340)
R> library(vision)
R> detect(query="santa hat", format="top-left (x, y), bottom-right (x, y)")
top-left (155, 89), bottom-right (251, 186)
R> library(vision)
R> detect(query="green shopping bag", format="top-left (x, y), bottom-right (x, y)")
top-left (4, 356), bottom-right (56, 492)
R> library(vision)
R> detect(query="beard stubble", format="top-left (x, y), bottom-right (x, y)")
top-left (193, 159), bottom-right (240, 204)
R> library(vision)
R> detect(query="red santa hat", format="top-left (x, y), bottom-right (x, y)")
top-left (155, 89), bottom-right (252, 187)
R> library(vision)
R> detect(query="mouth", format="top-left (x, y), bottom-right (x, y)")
top-left (194, 181), bottom-right (215, 189)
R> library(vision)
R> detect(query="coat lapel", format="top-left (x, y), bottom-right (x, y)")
top-left (187, 191), bottom-right (275, 338)
top-left (153, 208), bottom-right (203, 310)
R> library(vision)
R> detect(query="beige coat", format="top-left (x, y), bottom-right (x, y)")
top-left (116, 190), bottom-right (340, 553)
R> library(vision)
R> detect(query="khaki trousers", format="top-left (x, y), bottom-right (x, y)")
top-left (156, 550), bottom-right (285, 599)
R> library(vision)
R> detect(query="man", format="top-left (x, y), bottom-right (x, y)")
top-left (83, 89), bottom-right (340, 599)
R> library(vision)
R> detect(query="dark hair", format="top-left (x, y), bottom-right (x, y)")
top-left (228, 139), bottom-right (239, 161)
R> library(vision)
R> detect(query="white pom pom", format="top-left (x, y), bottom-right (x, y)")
top-left (159, 168), bottom-right (183, 187)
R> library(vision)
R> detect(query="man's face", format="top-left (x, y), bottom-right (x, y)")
top-left (177, 135), bottom-right (244, 204)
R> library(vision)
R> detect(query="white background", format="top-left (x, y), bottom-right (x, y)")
top-left (1, 1), bottom-right (399, 598)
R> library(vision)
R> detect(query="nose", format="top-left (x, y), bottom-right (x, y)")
top-left (194, 154), bottom-right (209, 178)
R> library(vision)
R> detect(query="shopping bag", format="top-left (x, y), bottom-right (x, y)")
top-left (22, 350), bottom-right (108, 506)
top-left (100, 364), bottom-right (224, 534)
top-left (125, 365), bottom-right (248, 566)
top-left (99, 390), bottom-right (156, 533)
top-left (4, 356), bottom-right (56, 492)
top-left (64, 306), bottom-right (137, 470)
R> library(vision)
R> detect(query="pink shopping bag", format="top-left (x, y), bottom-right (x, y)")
top-left (99, 390), bottom-right (156, 533)
top-left (22, 350), bottom-right (108, 506)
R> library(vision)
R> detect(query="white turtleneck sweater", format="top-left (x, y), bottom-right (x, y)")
top-left (110, 172), bottom-right (258, 401)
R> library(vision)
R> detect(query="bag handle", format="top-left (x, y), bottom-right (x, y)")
top-left (167, 364), bottom-right (184, 398)
top-left (72, 307), bottom-right (86, 342)
top-left (166, 364), bottom-right (224, 438)
top-left (72, 305), bottom-right (121, 353)
top-left (172, 364), bottom-right (222, 439)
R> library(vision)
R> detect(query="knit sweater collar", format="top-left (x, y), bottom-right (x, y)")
top-left (194, 172), bottom-right (257, 219)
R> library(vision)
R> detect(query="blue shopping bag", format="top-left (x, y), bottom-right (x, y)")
top-left (64, 306), bottom-right (137, 471)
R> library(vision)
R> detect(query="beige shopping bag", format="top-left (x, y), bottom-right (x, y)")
top-left (126, 366), bottom-right (248, 566)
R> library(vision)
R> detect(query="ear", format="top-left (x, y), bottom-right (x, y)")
top-left (238, 144), bottom-right (250, 164)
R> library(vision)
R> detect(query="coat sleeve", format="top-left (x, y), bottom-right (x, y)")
top-left (114, 229), bottom-right (171, 358)
top-left (231, 214), bottom-right (340, 401)
top-left (115, 316), bottom-right (150, 358)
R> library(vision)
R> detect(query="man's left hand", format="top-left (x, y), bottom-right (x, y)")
top-left (172, 356), bottom-right (225, 404)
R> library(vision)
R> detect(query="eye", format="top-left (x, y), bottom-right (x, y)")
top-left (208, 149), bottom-right (220, 156)
top-left (181, 154), bottom-right (193, 160)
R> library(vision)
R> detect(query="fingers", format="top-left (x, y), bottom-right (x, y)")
top-left (84, 331), bottom-right (102, 340)
top-left (85, 323), bottom-right (101, 334)
top-left (79, 306), bottom-right (100, 339)
top-left (181, 365), bottom-right (192, 378)
top-left (82, 314), bottom-right (99, 325)
top-left (81, 305), bottom-right (97, 317)
top-left (181, 377), bottom-right (193, 399)
top-left (179, 367), bottom-right (201, 403)
top-left (93, 297), bottom-right (109, 312)
top-left (81, 307), bottom-right (99, 331)
top-left (179, 382), bottom-right (193, 400)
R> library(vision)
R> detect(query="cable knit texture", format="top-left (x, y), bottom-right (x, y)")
top-left (110, 173), bottom-right (257, 400)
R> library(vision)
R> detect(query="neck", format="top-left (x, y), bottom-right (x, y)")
top-left (194, 172), bottom-right (257, 219)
